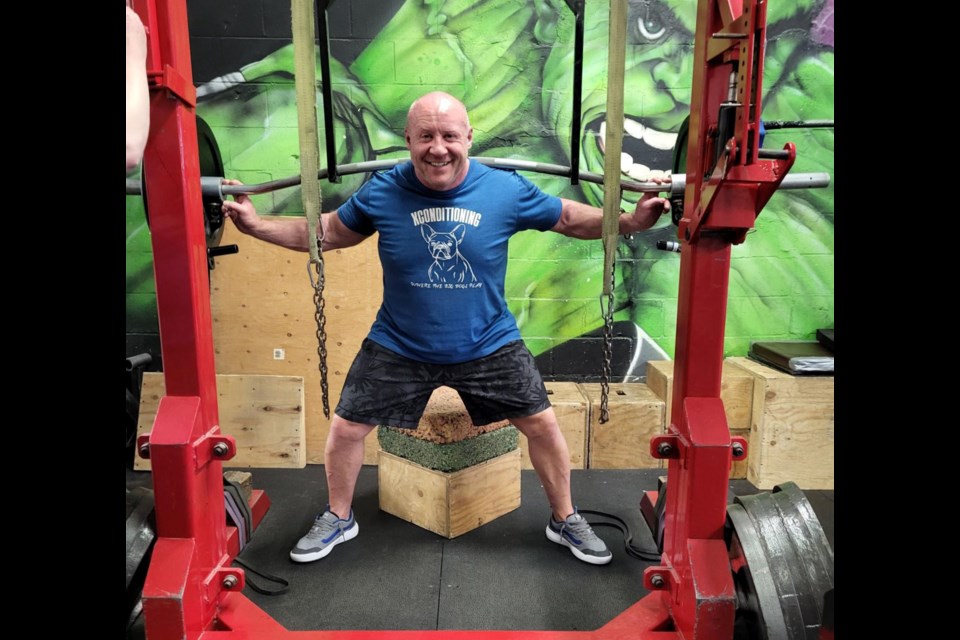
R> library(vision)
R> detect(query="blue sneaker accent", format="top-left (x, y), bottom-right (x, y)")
top-left (561, 529), bottom-right (583, 545)
top-left (545, 509), bottom-right (612, 565)
top-left (290, 508), bottom-right (359, 563)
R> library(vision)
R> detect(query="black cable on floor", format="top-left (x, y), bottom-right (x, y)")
top-left (579, 509), bottom-right (661, 562)
top-left (233, 556), bottom-right (290, 595)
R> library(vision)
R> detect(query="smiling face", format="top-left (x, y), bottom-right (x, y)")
top-left (405, 92), bottom-right (474, 191)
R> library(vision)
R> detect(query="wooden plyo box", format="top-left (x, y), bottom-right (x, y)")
top-left (645, 360), bottom-right (754, 478)
top-left (136, 373), bottom-right (306, 470)
top-left (209, 221), bottom-right (383, 466)
top-left (726, 357), bottom-right (834, 490)
top-left (378, 448), bottom-right (521, 538)
top-left (580, 383), bottom-right (665, 469)
top-left (517, 382), bottom-right (588, 470)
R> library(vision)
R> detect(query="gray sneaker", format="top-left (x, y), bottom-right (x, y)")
top-left (545, 510), bottom-right (612, 565)
top-left (289, 508), bottom-right (359, 563)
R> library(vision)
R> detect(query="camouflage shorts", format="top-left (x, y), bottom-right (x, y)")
top-left (335, 338), bottom-right (551, 428)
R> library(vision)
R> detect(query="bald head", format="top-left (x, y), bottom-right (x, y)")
top-left (406, 92), bottom-right (471, 131)
top-left (404, 92), bottom-right (474, 191)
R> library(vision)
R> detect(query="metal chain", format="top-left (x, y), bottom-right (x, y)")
top-left (599, 260), bottom-right (616, 424)
top-left (308, 259), bottom-right (330, 419)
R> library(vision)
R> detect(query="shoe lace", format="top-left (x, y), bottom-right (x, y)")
top-left (307, 513), bottom-right (339, 539)
top-left (562, 516), bottom-right (600, 542)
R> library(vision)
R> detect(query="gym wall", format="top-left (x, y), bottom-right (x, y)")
top-left (125, 0), bottom-right (834, 393)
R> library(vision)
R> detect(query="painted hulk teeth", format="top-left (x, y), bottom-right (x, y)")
top-left (599, 118), bottom-right (678, 153)
top-left (594, 117), bottom-right (679, 182)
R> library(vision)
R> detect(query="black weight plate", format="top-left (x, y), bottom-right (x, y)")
top-left (771, 482), bottom-right (834, 616)
top-left (140, 115), bottom-right (225, 249)
top-left (727, 503), bottom-right (789, 640)
top-left (737, 491), bottom-right (818, 639)
top-left (125, 486), bottom-right (156, 591)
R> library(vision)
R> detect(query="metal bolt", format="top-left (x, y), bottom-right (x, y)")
top-left (222, 575), bottom-right (238, 589)
top-left (213, 443), bottom-right (229, 457)
top-left (650, 574), bottom-right (665, 589)
top-left (732, 443), bottom-right (745, 458)
top-left (657, 442), bottom-right (674, 457)
top-left (139, 443), bottom-right (150, 459)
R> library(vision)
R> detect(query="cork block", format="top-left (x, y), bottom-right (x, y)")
top-left (378, 448), bottom-right (521, 538)
top-left (405, 386), bottom-right (510, 444)
top-left (645, 360), bottom-right (755, 478)
top-left (726, 357), bottom-right (834, 490)
top-left (580, 383), bottom-right (665, 469)
top-left (517, 382), bottom-right (589, 470)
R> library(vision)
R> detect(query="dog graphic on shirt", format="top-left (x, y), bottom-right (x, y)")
top-left (421, 223), bottom-right (477, 284)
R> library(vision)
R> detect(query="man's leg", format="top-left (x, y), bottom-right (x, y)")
top-left (289, 414), bottom-right (372, 563)
top-left (511, 408), bottom-right (573, 521)
top-left (513, 407), bottom-right (612, 566)
top-left (291, 339), bottom-right (435, 563)
top-left (325, 414), bottom-right (376, 518)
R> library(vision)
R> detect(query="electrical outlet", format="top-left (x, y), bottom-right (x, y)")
top-left (273, 348), bottom-right (285, 360)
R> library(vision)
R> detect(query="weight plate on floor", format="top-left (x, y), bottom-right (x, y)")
top-left (728, 483), bottom-right (834, 640)
top-left (126, 485), bottom-right (156, 629)
top-left (770, 482), bottom-right (834, 618)
top-left (727, 503), bottom-right (790, 640)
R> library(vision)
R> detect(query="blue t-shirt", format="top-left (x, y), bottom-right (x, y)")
top-left (337, 159), bottom-right (562, 364)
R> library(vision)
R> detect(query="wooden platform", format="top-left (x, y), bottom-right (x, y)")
top-left (579, 383), bottom-right (665, 469)
top-left (209, 221), bottom-right (383, 465)
top-left (377, 448), bottom-right (521, 538)
top-left (727, 357), bottom-right (834, 490)
top-left (135, 372), bottom-right (306, 470)
top-left (645, 360), bottom-right (754, 478)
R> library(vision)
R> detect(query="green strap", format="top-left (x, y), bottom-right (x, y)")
top-left (598, 0), bottom-right (628, 424)
top-left (292, 0), bottom-right (332, 419)
top-left (291, 0), bottom-right (323, 261)
top-left (601, 0), bottom-right (628, 295)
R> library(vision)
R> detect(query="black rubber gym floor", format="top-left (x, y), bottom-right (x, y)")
top-left (126, 465), bottom-right (833, 634)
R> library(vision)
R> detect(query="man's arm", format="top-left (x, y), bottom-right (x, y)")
top-left (126, 6), bottom-right (150, 173)
top-left (551, 188), bottom-right (671, 240)
top-left (220, 180), bottom-right (369, 251)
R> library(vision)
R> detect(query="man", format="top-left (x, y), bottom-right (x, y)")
top-left (126, 3), bottom-right (150, 173)
top-left (221, 92), bottom-right (670, 566)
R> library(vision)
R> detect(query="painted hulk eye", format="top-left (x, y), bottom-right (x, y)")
top-left (638, 14), bottom-right (665, 40)
top-left (629, 1), bottom-right (671, 44)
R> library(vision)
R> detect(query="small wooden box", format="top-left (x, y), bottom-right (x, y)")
top-left (518, 382), bottom-right (588, 470)
top-left (378, 448), bottom-right (521, 538)
top-left (726, 357), bottom-right (834, 490)
top-left (646, 359), bottom-right (755, 430)
top-left (136, 372), bottom-right (306, 470)
top-left (645, 360), bottom-right (755, 478)
top-left (209, 221), bottom-right (384, 467)
top-left (580, 383), bottom-right (665, 469)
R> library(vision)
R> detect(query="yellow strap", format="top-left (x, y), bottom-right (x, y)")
top-left (291, 0), bottom-right (323, 262)
top-left (601, 0), bottom-right (628, 295)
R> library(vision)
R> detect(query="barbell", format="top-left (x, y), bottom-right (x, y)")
top-left (127, 156), bottom-right (829, 200)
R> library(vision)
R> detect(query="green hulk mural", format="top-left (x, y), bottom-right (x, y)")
top-left (125, 0), bottom-right (834, 371)
top-left (529, 0), bottom-right (835, 357)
